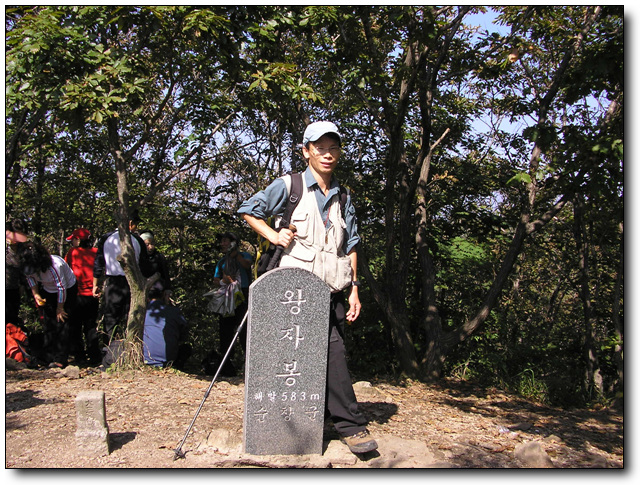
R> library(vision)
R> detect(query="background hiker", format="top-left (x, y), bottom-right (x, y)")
top-left (64, 227), bottom-right (101, 365)
top-left (18, 241), bottom-right (78, 368)
top-left (6, 218), bottom-right (29, 327)
top-left (93, 210), bottom-right (152, 343)
top-left (140, 230), bottom-right (173, 301)
top-left (210, 231), bottom-right (253, 377)
top-left (142, 280), bottom-right (191, 369)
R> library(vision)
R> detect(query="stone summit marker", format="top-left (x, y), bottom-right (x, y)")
top-left (243, 267), bottom-right (330, 455)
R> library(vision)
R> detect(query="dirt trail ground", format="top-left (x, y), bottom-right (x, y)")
top-left (5, 364), bottom-right (623, 469)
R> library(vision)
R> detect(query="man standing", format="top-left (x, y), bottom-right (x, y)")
top-left (238, 121), bottom-right (378, 454)
top-left (93, 211), bottom-right (152, 342)
top-left (212, 231), bottom-right (253, 377)
top-left (65, 227), bottom-right (101, 364)
top-left (140, 230), bottom-right (173, 300)
top-left (5, 218), bottom-right (29, 326)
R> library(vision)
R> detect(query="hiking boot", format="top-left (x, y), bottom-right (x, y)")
top-left (340, 429), bottom-right (378, 454)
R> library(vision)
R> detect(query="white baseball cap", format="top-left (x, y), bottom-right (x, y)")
top-left (302, 121), bottom-right (341, 146)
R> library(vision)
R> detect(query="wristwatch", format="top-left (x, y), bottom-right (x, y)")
top-left (351, 280), bottom-right (361, 287)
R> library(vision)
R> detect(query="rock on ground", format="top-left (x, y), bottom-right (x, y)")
top-left (195, 427), bottom-right (449, 468)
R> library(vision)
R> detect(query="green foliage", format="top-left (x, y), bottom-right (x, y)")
top-left (515, 369), bottom-right (549, 404)
top-left (507, 172), bottom-right (532, 186)
top-left (5, 6), bottom-right (623, 406)
top-left (446, 237), bottom-right (489, 265)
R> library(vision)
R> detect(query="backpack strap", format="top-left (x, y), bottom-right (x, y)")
top-left (278, 172), bottom-right (303, 229)
top-left (253, 173), bottom-right (304, 279)
top-left (339, 185), bottom-right (349, 214)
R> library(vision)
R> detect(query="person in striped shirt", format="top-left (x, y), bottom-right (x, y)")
top-left (18, 241), bottom-right (78, 368)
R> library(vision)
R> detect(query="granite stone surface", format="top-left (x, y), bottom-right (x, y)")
top-left (243, 267), bottom-right (330, 455)
top-left (75, 390), bottom-right (110, 456)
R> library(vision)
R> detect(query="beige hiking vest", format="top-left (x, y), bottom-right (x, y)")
top-left (279, 175), bottom-right (353, 293)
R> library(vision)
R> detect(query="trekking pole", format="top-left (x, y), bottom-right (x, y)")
top-left (265, 224), bottom-right (296, 272)
top-left (173, 311), bottom-right (249, 461)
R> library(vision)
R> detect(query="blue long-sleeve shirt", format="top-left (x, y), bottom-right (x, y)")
top-left (143, 299), bottom-right (188, 367)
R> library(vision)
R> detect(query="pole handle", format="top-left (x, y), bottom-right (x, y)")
top-left (265, 224), bottom-right (297, 272)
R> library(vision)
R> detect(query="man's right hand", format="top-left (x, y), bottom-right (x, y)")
top-left (276, 227), bottom-right (296, 248)
top-left (243, 214), bottom-right (296, 249)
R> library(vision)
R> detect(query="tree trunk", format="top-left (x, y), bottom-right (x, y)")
top-left (358, 249), bottom-right (421, 378)
top-left (611, 223), bottom-right (623, 395)
top-left (417, 243), bottom-right (444, 381)
top-left (441, 218), bottom-right (528, 355)
top-left (435, 195), bottom-right (570, 375)
top-left (107, 118), bottom-right (147, 364)
top-left (32, 152), bottom-right (45, 241)
top-left (573, 194), bottom-right (604, 398)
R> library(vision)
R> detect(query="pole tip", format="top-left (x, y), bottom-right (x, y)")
top-left (173, 449), bottom-right (186, 461)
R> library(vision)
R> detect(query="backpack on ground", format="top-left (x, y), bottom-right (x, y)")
top-left (101, 339), bottom-right (126, 368)
top-left (253, 172), bottom-right (349, 278)
top-left (6, 323), bottom-right (31, 363)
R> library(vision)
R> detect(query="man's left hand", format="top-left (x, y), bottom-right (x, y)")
top-left (346, 288), bottom-right (361, 323)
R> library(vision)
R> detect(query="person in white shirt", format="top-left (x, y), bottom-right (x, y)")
top-left (92, 210), bottom-right (152, 342)
top-left (19, 241), bottom-right (78, 368)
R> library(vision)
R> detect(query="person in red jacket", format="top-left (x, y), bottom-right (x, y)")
top-left (65, 228), bottom-right (101, 365)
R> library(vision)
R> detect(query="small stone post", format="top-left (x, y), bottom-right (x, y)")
top-left (75, 390), bottom-right (110, 456)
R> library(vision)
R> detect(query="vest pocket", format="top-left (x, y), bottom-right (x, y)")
top-left (281, 241), bottom-right (316, 273)
top-left (334, 255), bottom-right (353, 292)
top-left (324, 253), bottom-right (353, 292)
top-left (290, 212), bottom-right (309, 238)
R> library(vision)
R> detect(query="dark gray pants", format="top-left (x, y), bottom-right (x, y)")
top-left (41, 283), bottom-right (78, 365)
top-left (103, 275), bottom-right (130, 341)
top-left (326, 291), bottom-right (368, 437)
top-left (68, 294), bottom-right (101, 362)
